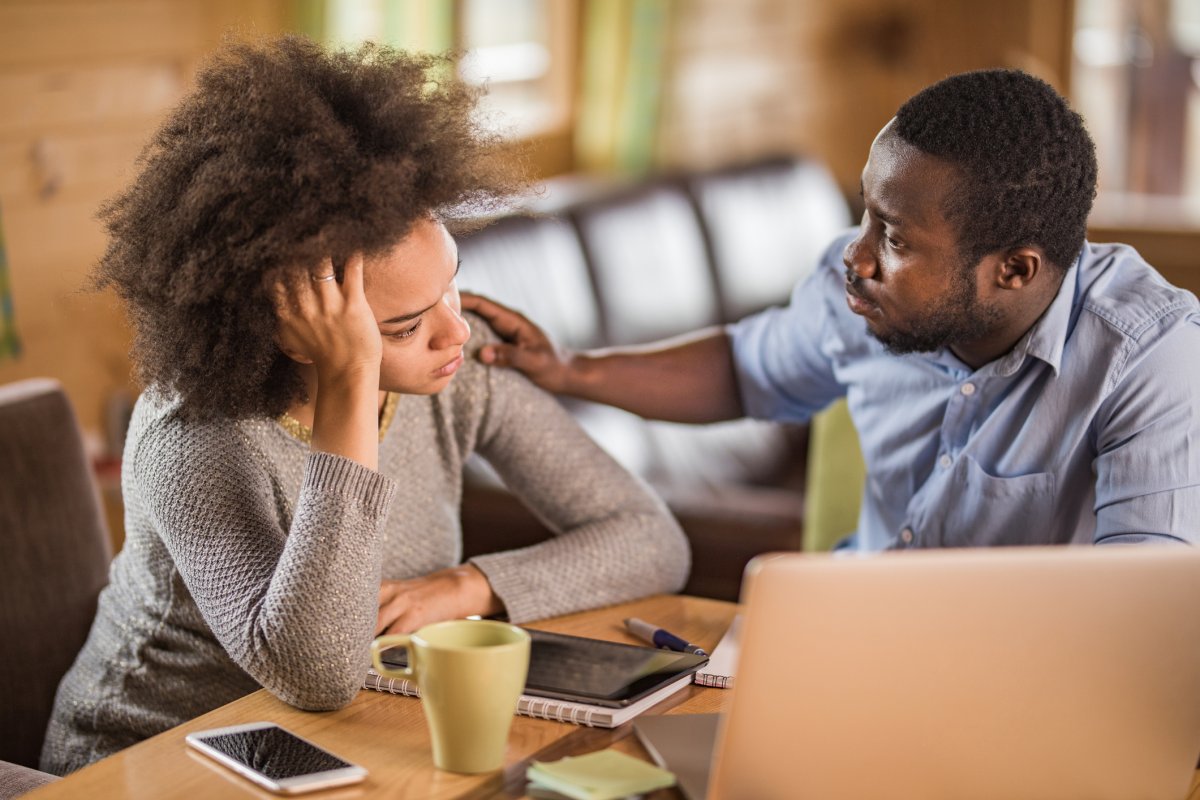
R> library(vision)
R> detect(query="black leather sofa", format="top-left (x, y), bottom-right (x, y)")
top-left (455, 156), bottom-right (852, 600)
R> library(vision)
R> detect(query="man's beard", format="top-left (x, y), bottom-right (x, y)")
top-left (855, 267), bottom-right (1003, 356)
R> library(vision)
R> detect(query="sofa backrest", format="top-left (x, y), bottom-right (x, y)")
top-left (456, 215), bottom-right (605, 351)
top-left (569, 182), bottom-right (722, 346)
top-left (687, 157), bottom-right (851, 320)
top-left (0, 378), bottom-right (112, 769)
top-left (457, 156), bottom-right (850, 346)
top-left (454, 156), bottom-right (851, 495)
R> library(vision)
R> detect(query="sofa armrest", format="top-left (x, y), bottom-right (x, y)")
top-left (0, 759), bottom-right (58, 797)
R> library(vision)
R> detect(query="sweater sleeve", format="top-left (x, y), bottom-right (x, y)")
top-left (467, 354), bottom-right (691, 623)
top-left (131, 410), bottom-right (396, 710)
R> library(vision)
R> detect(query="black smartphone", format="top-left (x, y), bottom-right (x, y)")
top-left (185, 722), bottom-right (366, 794)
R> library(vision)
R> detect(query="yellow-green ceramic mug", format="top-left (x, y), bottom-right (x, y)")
top-left (370, 619), bottom-right (530, 774)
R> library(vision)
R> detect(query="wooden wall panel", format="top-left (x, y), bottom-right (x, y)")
top-left (656, 0), bottom-right (1195, 286)
top-left (0, 194), bottom-right (130, 432)
top-left (0, 64), bottom-right (187, 136)
top-left (0, 0), bottom-right (286, 448)
top-left (657, 0), bottom-right (1077, 201)
top-left (0, 1), bottom-right (208, 66)
top-left (0, 132), bottom-right (151, 199)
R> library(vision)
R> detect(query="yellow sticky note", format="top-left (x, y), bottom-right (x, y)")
top-left (527, 748), bottom-right (676, 800)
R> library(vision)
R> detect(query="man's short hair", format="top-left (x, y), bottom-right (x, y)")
top-left (894, 69), bottom-right (1097, 272)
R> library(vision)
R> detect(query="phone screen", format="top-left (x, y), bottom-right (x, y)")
top-left (194, 726), bottom-right (353, 781)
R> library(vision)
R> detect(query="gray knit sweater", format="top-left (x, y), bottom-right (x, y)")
top-left (41, 320), bottom-right (689, 775)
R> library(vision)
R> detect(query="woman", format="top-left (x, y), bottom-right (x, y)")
top-left (41, 36), bottom-right (688, 775)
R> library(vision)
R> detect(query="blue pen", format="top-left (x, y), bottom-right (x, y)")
top-left (624, 617), bottom-right (708, 657)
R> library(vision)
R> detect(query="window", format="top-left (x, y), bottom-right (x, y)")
top-left (302, 0), bottom-right (577, 143)
top-left (1072, 0), bottom-right (1200, 227)
top-left (459, 0), bottom-right (575, 138)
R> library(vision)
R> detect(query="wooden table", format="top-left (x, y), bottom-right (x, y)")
top-left (26, 594), bottom-right (736, 799)
top-left (26, 593), bottom-right (1200, 799)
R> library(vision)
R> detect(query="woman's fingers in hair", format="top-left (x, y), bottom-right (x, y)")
top-left (306, 254), bottom-right (368, 311)
top-left (269, 276), bottom-right (290, 313)
top-left (270, 273), bottom-right (312, 364)
top-left (270, 271), bottom-right (305, 320)
top-left (308, 256), bottom-right (338, 287)
top-left (271, 252), bottom-right (378, 370)
top-left (341, 252), bottom-right (365, 296)
top-left (270, 257), bottom-right (334, 364)
top-left (272, 256), bottom-right (333, 314)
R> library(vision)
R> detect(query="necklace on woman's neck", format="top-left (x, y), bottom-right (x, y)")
top-left (277, 392), bottom-right (400, 444)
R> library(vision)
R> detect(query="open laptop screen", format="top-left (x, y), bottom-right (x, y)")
top-left (707, 547), bottom-right (1200, 800)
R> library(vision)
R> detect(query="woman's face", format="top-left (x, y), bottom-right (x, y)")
top-left (364, 218), bottom-right (470, 395)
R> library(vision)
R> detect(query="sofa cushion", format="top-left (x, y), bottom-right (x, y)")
top-left (688, 157), bottom-right (851, 319)
top-left (457, 214), bottom-right (604, 350)
top-left (570, 183), bottom-right (721, 345)
top-left (0, 759), bottom-right (57, 798)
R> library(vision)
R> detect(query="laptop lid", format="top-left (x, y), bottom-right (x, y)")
top-left (634, 713), bottom-right (720, 800)
top-left (708, 546), bottom-right (1200, 800)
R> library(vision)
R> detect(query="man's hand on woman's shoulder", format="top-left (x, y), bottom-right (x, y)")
top-left (460, 293), bottom-right (575, 394)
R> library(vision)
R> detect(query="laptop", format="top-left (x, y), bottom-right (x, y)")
top-left (636, 546), bottom-right (1200, 800)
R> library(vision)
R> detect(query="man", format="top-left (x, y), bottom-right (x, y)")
top-left (463, 69), bottom-right (1200, 549)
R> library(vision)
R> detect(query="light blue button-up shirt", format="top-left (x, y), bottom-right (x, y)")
top-left (730, 231), bottom-right (1200, 550)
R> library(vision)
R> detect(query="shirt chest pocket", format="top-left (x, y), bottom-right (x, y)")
top-left (934, 455), bottom-right (1057, 547)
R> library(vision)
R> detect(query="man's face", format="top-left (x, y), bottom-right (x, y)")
top-left (842, 122), bottom-right (1002, 357)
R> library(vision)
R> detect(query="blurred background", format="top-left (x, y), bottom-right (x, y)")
top-left (1, 0), bottom-right (1197, 544)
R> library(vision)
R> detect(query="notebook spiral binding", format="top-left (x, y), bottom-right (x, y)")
top-left (362, 670), bottom-right (608, 727)
top-left (693, 673), bottom-right (734, 689)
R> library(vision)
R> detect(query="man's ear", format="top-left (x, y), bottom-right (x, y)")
top-left (995, 247), bottom-right (1044, 291)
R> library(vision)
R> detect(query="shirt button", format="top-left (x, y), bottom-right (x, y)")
top-left (960, 382), bottom-right (976, 396)
top-left (939, 453), bottom-right (952, 469)
top-left (900, 527), bottom-right (914, 544)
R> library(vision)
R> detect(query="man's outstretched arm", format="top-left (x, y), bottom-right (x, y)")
top-left (461, 293), bottom-right (745, 424)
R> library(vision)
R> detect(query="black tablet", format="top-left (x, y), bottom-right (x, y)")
top-left (378, 628), bottom-right (708, 708)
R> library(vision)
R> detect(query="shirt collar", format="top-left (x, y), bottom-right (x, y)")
top-left (992, 258), bottom-right (1079, 378)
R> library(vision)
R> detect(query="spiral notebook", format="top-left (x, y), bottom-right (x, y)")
top-left (362, 627), bottom-right (706, 729)
top-left (692, 615), bottom-right (740, 689)
top-left (362, 669), bottom-right (693, 728)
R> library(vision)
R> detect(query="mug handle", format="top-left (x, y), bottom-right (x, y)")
top-left (370, 634), bottom-right (417, 686)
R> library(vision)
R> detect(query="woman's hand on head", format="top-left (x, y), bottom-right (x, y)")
top-left (272, 253), bottom-right (382, 381)
top-left (273, 253), bottom-right (382, 469)
top-left (375, 565), bottom-right (504, 636)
